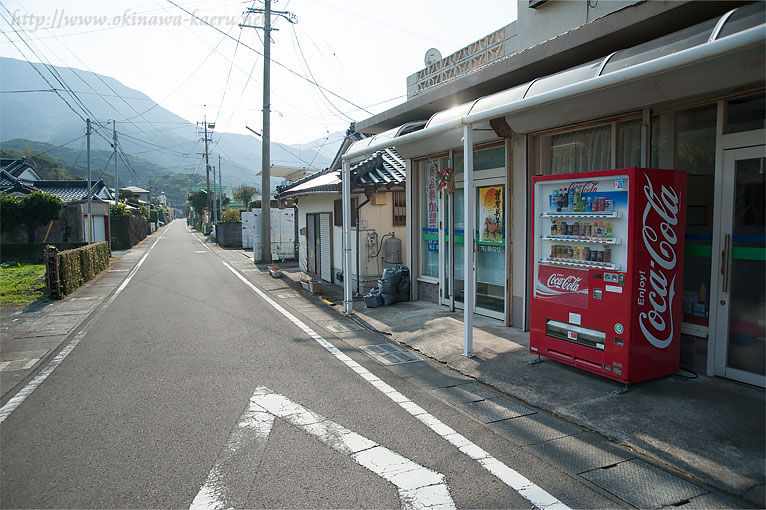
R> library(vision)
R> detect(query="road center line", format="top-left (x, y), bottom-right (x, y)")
top-left (221, 260), bottom-right (569, 510)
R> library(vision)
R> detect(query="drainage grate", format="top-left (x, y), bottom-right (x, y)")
top-left (359, 344), bottom-right (422, 365)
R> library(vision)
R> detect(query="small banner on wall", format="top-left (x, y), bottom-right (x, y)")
top-left (478, 185), bottom-right (504, 245)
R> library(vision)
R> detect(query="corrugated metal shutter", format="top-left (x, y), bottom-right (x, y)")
top-left (319, 212), bottom-right (332, 282)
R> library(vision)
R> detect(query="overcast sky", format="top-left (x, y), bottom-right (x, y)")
top-left (1, 0), bottom-right (518, 146)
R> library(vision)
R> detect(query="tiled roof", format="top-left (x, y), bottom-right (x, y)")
top-left (1, 175), bottom-right (112, 202)
top-left (276, 132), bottom-right (406, 198)
top-left (1, 158), bottom-right (41, 180)
top-left (354, 148), bottom-right (406, 187)
top-left (0, 169), bottom-right (18, 187)
top-left (31, 180), bottom-right (112, 202)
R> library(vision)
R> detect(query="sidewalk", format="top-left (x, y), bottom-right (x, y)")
top-left (0, 235), bottom-right (155, 400)
top-left (260, 255), bottom-right (764, 508)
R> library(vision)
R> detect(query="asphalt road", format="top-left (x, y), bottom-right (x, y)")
top-left (0, 220), bottom-right (621, 508)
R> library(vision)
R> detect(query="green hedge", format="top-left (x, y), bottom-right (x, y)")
top-left (56, 242), bottom-right (111, 296)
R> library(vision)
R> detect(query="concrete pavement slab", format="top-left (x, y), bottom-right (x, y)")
top-left (524, 432), bottom-right (636, 475)
top-left (581, 459), bottom-right (707, 509)
top-left (488, 412), bottom-right (583, 446)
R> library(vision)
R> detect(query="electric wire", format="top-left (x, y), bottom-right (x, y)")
top-left (165, 0), bottom-right (373, 115)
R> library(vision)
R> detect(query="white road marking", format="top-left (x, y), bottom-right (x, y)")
top-left (0, 331), bottom-right (86, 424)
top-left (0, 226), bottom-right (170, 423)
top-left (191, 387), bottom-right (454, 510)
top-left (106, 225), bottom-right (167, 306)
top-left (222, 261), bottom-right (569, 510)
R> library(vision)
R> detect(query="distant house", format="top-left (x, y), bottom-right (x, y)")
top-left (0, 158), bottom-right (42, 181)
top-left (0, 159), bottom-right (114, 243)
top-left (120, 185), bottom-right (150, 204)
top-left (276, 128), bottom-right (407, 294)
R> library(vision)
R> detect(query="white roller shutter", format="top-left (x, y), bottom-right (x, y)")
top-left (319, 212), bottom-right (332, 282)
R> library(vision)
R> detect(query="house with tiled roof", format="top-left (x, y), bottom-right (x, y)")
top-left (275, 126), bottom-right (408, 294)
top-left (0, 158), bottom-right (42, 181)
top-left (0, 158), bottom-right (113, 244)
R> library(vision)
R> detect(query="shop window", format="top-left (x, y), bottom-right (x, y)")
top-left (725, 94), bottom-right (766, 134)
top-left (392, 191), bottom-right (406, 226)
top-left (617, 119), bottom-right (642, 168)
top-left (420, 159), bottom-right (442, 278)
top-left (453, 145), bottom-right (505, 174)
top-left (333, 198), bottom-right (357, 227)
top-left (533, 124), bottom-right (613, 175)
top-left (651, 103), bottom-right (717, 326)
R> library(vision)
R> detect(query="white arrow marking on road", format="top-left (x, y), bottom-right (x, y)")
top-left (191, 387), bottom-right (455, 510)
top-left (221, 260), bottom-right (570, 510)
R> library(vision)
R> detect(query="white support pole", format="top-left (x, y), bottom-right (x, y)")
top-left (463, 124), bottom-right (474, 358)
top-left (342, 159), bottom-right (353, 314)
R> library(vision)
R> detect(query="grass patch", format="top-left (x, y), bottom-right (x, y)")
top-left (0, 262), bottom-right (49, 308)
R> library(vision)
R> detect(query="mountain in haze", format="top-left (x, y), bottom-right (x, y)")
top-left (0, 56), bottom-right (343, 190)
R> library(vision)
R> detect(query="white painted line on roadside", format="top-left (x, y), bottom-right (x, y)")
top-left (191, 387), bottom-right (454, 510)
top-left (105, 226), bottom-right (166, 306)
top-left (0, 225), bottom-right (174, 423)
top-left (0, 330), bottom-right (86, 424)
top-left (221, 261), bottom-right (569, 510)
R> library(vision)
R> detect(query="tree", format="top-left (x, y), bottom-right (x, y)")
top-left (118, 189), bottom-right (140, 205)
top-left (221, 209), bottom-right (240, 222)
top-left (0, 191), bottom-right (61, 239)
top-left (0, 194), bottom-right (22, 233)
top-left (232, 185), bottom-right (258, 207)
top-left (187, 189), bottom-right (208, 214)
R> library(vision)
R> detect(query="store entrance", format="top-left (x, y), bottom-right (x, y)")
top-left (713, 145), bottom-right (765, 387)
top-left (441, 179), bottom-right (506, 320)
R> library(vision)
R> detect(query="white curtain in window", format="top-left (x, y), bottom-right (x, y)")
top-left (550, 125), bottom-right (611, 174)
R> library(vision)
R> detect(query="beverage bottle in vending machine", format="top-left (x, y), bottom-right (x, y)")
top-left (568, 188), bottom-right (575, 212)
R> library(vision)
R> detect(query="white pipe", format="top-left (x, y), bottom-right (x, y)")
top-left (463, 124), bottom-right (474, 358)
top-left (341, 24), bottom-right (764, 163)
top-left (342, 159), bottom-right (353, 314)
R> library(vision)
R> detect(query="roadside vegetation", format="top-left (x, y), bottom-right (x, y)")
top-left (0, 262), bottom-right (49, 308)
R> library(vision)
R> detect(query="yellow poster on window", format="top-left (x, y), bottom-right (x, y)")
top-left (478, 185), bottom-right (504, 245)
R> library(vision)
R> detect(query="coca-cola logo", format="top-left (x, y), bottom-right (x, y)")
top-left (547, 274), bottom-right (582, 292)
top-left (638, 176), bottom-right (681, 349)
top-left (567, 181), bottom-right (598, 193)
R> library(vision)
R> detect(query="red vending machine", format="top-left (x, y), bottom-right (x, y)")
top-left (530, 168), bottom-right (686, 384)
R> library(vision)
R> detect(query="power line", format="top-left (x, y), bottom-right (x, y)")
top-left (290, 23), bottom-right (354, 123)
top-left (165, 0), bottom-right (373, 116)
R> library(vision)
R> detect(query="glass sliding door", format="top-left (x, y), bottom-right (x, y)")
top-left (476, 183), bottom-right (505, 317)
top-left (715, 145), bottom-right (765, 387)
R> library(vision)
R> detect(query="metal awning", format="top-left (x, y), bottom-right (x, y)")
top-left (339, 3), bottom-right (766, 355)
top-left (348, 3), bottom-right (765, 160)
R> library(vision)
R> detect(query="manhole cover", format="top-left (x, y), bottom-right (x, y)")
top-left (359, 344), bottom-right (422, 365)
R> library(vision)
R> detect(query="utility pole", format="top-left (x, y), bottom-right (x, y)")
top-left (204, 115), bottom-right (211, 232)
top-left (86, 118), bottom-right (92, 244)
top-left (241, 1), bottom-right (296, 263)
top-left (212, 164), bottom-right (218, 227)
top-left (218, 154), bottom-right (222, 217)
top-left (113, 120), bottom-right (119, 204)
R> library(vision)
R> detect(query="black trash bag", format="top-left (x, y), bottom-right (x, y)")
top-left (364, 287), bottom-right (383, 308)
top-left (390, 265), bottom-right (409, 302)
top-left (381, 293), bottom-right (397, 306)
top-left (378, 265), bottom-right (404, 295)
top-left (395, 267), bottom-right (410, 298)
